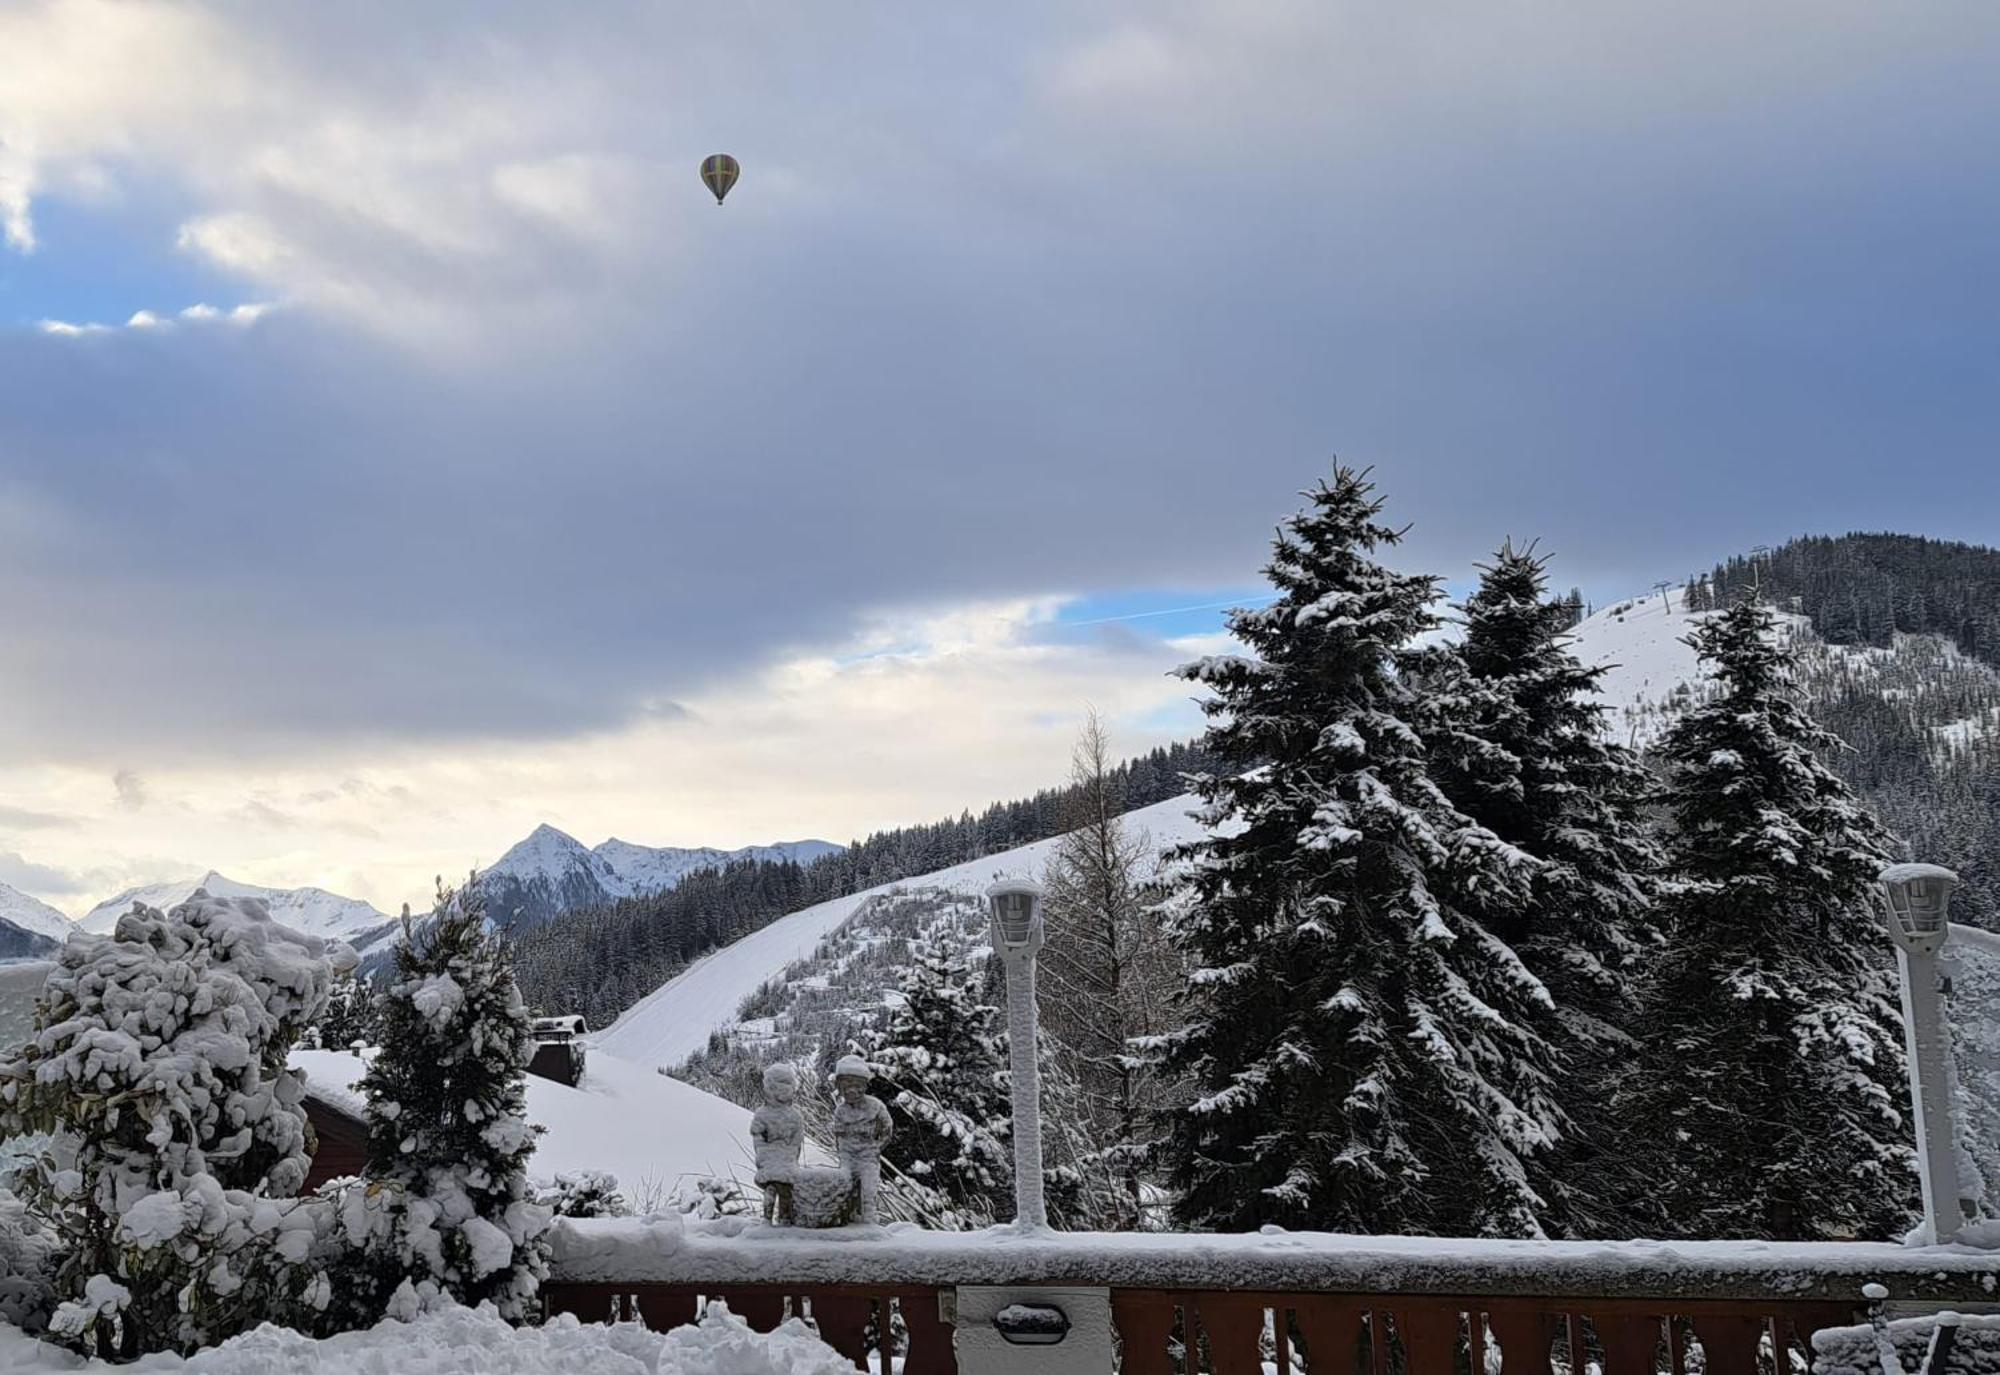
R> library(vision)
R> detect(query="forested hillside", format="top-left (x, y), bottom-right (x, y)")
top-left (1685, 534), bottom-right (2000, 927)
top-left (1695, 534), bottom-right (2000, 666)
top-left (511, 741), bottom-right (1217, 1025)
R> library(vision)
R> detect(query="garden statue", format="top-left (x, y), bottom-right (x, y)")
top-left (749, 1062), bottom-right (804, 1224)
top-left (830, 1053), bottom-right (894, 1224)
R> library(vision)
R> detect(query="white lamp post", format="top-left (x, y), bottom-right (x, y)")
top-left (1880, 862), bottom-right (1964, 1245)
top-left (986, 878), bottom-right (1048, 1230)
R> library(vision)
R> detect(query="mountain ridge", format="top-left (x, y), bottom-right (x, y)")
top-left (76, 871), bottom-right (395, 942)
top-left (475, 824), bottom-right (844, 931)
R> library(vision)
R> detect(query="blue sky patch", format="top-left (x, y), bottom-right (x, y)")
top-left (0, 195), bottom-right (237, 330)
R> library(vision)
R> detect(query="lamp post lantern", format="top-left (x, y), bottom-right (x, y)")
top-left (986, 878), bottom-right (1048, 1230)
top-left (1880, 862), bottom-right (1964, 1245)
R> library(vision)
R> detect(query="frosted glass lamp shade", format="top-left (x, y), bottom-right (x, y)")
top-left (985, 880), bottom-right (1045, 954)
top-left (1880, 863), bottom-right (1959, 952)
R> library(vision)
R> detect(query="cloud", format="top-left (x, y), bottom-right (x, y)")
top-left (0, 850), bottom-right (88, 895)
top-left (113, 771), bottom-right (147, 811)
top-left (0, 803), bottom-right (75, 829)
top-left (35, 301), bottom-right (273, 336)
top-left (233, 799), bottom-right (300, 830)
top-left (0, 0), bottom-right (1995, 789)
top-left (0, 595), bottom-right (1213, 913)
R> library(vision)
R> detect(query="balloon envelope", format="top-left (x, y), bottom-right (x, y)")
top-left (700, 154), bottom-right (740, 205)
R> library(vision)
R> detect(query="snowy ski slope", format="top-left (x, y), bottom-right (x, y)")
top-left (594, 792), bottom-right (1208, 1069)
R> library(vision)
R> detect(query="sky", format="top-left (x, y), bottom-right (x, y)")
top-left (2, 1), bottom-right (1998, 916)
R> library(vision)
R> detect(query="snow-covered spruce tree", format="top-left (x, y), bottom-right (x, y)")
top-left (1414, 541), bottom-right (1663, 1236)
top-left (0, 895), bottom-right (351, 1358)
top-left (346, 880), bottom-right (549, 1321)
top-left (869, 943), bottom-right (1014, 1227)
top-left (313, 975), bottom-right (380, 1052)
top-left (1620, 597), bottom-right (1915, 1240)
top-left (1161, 468), bottom-right (1563, 1238)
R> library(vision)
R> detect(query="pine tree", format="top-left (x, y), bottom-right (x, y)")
top-left (1622, 597), bottom-right (1916, 1239)
top-left (1417, 541), bottom-right (1663, 1235)
top-left (352, 881), bottom-right (550, 1318)
top-left (870, 943), bottom-right (1014, 1227)
top-left (0, 894), bottom-right (349, 1357)
top-left (1161, 468), bottom-right (1563, 1238)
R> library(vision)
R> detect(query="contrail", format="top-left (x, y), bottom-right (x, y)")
top-left (1060, 595), bottom-right (1276, 628)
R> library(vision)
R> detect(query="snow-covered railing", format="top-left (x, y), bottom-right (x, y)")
top-left (541, 1218), bottom-right (2000, 1373)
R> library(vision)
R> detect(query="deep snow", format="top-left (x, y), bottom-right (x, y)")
top-left (546, 1214), bottom-right (2000, 1303)
top-left (0, 1301), bottom-right (855, 1374)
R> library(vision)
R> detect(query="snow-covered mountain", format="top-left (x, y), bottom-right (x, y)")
top-left (595, 836), bottom-right (842, 894)
top-left (476, 825), bottom-right (842, 931)
top-left (595, 792), bottom-right (1207, 1071)
top-left (77, 872), bottom-right (394, 943)
top-left (0, 880), bottom-right (72, 955)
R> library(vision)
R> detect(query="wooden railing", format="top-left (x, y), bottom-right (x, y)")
top-left (540, 1220), bottom-right (2000, 1374)
top-left (543, 1281), bottom-right (954, 1372)
top-left (1110, 1290), bottom-right (1857, 1375)
top-left (541, 1280), bottom-right (1854, 1374)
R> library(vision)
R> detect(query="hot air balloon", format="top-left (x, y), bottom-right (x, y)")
top-left (700, 154), bottom-right (740, 205)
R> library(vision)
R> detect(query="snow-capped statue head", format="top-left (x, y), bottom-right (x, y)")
top-left (832, 1053), bottom-right (873, 1103)
top-left (762, 1062), bottom-right (799, 1104)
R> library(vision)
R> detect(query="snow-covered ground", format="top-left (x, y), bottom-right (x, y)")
top-left (0, 1301), bottom-right (854, 1374)
top-left (1567, 589), bottom-right (1716, 744)
top-left (293, 1046), bottom-right (825, 1198)
top-left (76, 872), bottom-right (392, 942)
top-left (594, 793), bottom-right (1208, 1070)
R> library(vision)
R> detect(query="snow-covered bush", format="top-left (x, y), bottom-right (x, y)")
top-left (676, 1175), bottom-right (757, 1221)
top-left (0, 894), bottom-right (354, 1358)
top-left (338, 883), bottom-right (550, 1325)
top-left (541, 1171), bottom-right (629, 1219)
top-left (0, 1188), bottom-right (56, 1331)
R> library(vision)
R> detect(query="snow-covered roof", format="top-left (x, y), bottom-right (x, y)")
top-left (548, 1216), bottom-right (2000, 1305)
top-left (296, 1050), bottom-right (372, 1122)
top-left (291, 1046), bottom-right (815, 1197)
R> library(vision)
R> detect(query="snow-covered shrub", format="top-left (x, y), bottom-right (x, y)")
top-left (541, 1171), bottom-right (629, 1219)
top-left (0, 894), bottom-right (354, 1358)
top-left (341, 882), bottom-right (550, 1325)
top-left (677, 1175), bottom-right (757, 1221)
top-left (0, 1187), bottom-right (57, 1331)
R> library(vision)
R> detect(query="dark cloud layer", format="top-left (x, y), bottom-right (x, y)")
top-left (3, 3), bottom-right (1998, 763)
